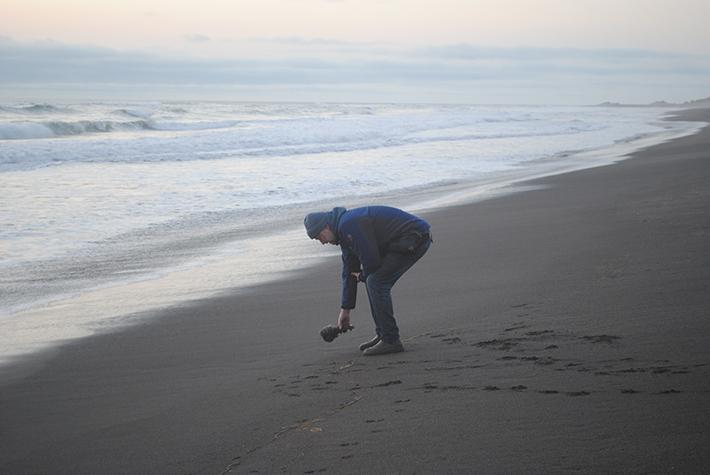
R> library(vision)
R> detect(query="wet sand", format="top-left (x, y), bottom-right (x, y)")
top-left (2, 109), bottom-right (710, 474)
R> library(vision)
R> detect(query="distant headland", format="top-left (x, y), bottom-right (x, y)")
top-left (596, 97), bottom-right (710, 108)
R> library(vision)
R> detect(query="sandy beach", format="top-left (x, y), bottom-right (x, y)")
top-left (2, 109), bottom-right (709, 474)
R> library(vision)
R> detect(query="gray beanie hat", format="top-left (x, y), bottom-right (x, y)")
top-left (304, 211), bottom-right (330, 239)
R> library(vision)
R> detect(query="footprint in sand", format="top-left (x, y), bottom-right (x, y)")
top-left (565, 391), bottom-right (591, 397)
top-left (581, 335), bottom-right (621, 344)
top-left (526, 330), bottom-right (554, 336)
top-left (442, 337), bottom-right (462, 344)
top-left (475, 338), bottom-right (524, 351)
top-left (535, 357), bottom-right (558, 366)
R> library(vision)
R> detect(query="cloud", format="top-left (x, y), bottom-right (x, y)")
top-left (1, 36), bottom-right (708, 104)
top-left (253, 36), bottom-right (355, 46)
top-left (0, 36), bottom-right (128, 60)
top-left (185, 34), bottom-right (211, 43)
top-left (416, 44), bottom-right (697, 62)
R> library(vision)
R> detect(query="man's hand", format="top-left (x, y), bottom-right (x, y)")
top-left (338, 309), bottom-right (351, 331)
top-left (350, 272), bottom-right (363, 282)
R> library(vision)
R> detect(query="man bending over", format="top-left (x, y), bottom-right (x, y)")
top-left (304, 206), bottom-right (432, 355)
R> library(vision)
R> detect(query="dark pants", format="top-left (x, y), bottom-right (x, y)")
top-left (364, 239), bottom-right (431, 343)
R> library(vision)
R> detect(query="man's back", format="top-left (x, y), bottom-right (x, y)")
top-left (338, 206), bottom-right (429, 249)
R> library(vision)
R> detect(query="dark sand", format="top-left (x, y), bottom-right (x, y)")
top-left (2, 110), bottom-right (710, 474)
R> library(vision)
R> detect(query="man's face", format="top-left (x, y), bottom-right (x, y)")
top-left (316, 226), bottom-right (337, 245)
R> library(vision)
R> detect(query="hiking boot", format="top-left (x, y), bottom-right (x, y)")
top-left (363, 339), bottom-right (404, 356)
top-left (359, 335), bottom-right (382, 351)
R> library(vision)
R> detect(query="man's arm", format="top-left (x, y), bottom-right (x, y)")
top-left (341, 217), bottom-right (381, 280)
top-left (340, 249), bottom-right (360, 309)
top-left (337, 308), bottom-right (351, 330)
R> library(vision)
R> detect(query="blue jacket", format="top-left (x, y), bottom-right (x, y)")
top-left (337, 206), bottom-right (430, 309)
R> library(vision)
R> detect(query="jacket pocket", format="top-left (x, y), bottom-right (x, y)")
top-left (387, 231), bottom-right (427, 254)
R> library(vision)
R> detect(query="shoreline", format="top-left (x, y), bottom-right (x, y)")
top-left (2, 109), bottom-right (710, 473)
top-left (0, 111), bottom-right (701, 369)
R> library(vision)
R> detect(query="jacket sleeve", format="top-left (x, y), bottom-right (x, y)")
top-left (341, 217), bottom-right (382, 279)
top-left (340, 248), bottom-right (361, 309)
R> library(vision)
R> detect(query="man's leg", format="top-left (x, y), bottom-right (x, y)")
top-left (358, 289), bottom-right (383, 351)
top-left (364, 241), bottom-right (430, 344)
top-left (364, 284), bottom-right (382, 339)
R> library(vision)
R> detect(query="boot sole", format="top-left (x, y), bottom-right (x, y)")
top-left (359, 338), bottom-right (382, 351)
top-left (363, 344), bottom-right (404, 356)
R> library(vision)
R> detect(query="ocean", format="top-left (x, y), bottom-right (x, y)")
top-left (0, 101), bottom-right (701, 366)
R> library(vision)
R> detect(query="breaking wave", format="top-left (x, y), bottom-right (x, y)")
top-left (114, 108), bottom-right (155, 119)
top-left (1, 116), bottom-right (242, 140)
top-left (0, 120), bottom-right (154, 140)
top-left (0, 103), bottom-right (74, 114)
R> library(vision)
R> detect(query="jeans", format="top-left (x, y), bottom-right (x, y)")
top-left (364, 239), bottom-right (431, 344)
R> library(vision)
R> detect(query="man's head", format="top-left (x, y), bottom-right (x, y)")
top-left (315, 225), bottom-right (337, 245)
top-left (304, 211), bottom-right (339, 245)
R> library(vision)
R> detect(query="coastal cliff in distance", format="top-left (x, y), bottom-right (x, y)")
top-left (597, 96), bottom-right (710, 108)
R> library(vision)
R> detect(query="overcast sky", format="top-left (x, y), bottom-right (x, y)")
top-left (2, 0), bottom-right (709, 104)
